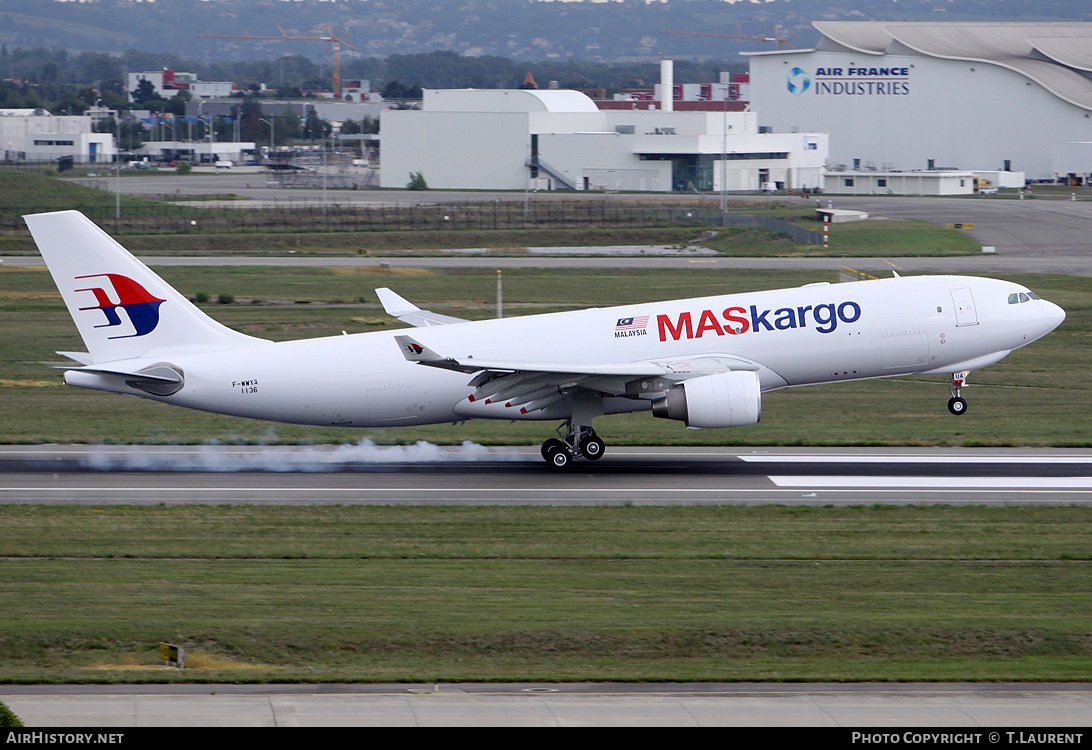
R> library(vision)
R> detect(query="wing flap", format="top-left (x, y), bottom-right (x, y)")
top-left (393, 335), bottom-right (773, 416)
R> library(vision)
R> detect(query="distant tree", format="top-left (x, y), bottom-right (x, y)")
top-left (0, 82), bottom-right (25, 109)
top-left (303, 106), bottom-right (330, 141)
top-left (52, 92), bottom-right (88, 115)
top-left (280, 107), bottom-right (303, 140)
top-left (130, 78), bottom-right (159, 105)
top-left (381, 80), bottom-right (422, 100)
top-left (406, 171), bottom-right (428, 190)
top-left (118, 118), bottom-right (146, 151)
top-left (240, 96), bottom-right (264, 143)
top-left (164, 89), bottom-right (190, 117)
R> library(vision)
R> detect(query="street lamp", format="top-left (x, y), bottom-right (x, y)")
top-left (258, 116), bottom-right (275, 155)
top-left (115, 114), bottom-right (121, 219)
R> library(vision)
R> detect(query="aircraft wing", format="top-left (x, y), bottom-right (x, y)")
top-left (376, 287), bottom-right (466, 327)
top-left (394, 334), bottom-right (760, 414)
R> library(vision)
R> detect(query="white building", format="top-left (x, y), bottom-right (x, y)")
top-left (0, 109), bottom-right (116, 164)
top-left (133, 140), bottom-right (257, 166)
top-left (129, 70), bottom-right (236, 101)
top-left (380, 88), bottom-right (827, 192)
top-left (746, 22), bottom-right (1092, 182)
top-left (822, 169), bottom-right (976, 195)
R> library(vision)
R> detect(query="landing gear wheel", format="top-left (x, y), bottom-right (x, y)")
top-left (580, 435), bottom-right (605, 460)
top-left (541, 438), bottom-right (566, 460)
top-left (947, 397), bottom-right (968, 416)
top-left (545, 443), bottom-right (574, 470)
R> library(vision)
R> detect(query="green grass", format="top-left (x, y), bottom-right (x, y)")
top-left (1, 505), bottom-right (1090, 683)
top-left (0, 222), bottom-right (980, 257)
top-left (0, 169), bottom-right (164, 222)
top-left (0, 169), bottom-right (983, 257)
top-left (1, 266), bottom-right (1087, 446)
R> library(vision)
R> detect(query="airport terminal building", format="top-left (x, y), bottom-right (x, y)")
top-left (746, 22), bottom-right (1092, 183)
top-left (380, 89), bottom-right (827, 192)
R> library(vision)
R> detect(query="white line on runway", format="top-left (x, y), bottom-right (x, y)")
top-left (3, 484), bottom-right (1092, 493)
top-left (770, 476), bottom-right (1092, 488)
top-left (740, 455), bottom-right (1092, 464)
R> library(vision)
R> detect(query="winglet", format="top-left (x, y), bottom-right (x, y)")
top-left (393, 334), bottom-right (443, 363)
top-left (376, 287), bottom-right (420, 316)
top-left (376, 287), bottom-right (466, 328)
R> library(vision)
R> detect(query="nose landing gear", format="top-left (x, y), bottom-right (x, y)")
top-left (540, 421), bottom-right (605, 469)
top-left (947, 371), bottom-right (969, 415)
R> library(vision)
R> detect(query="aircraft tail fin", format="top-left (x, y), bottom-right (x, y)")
top-left (24, 210), bottom-right (262, 363)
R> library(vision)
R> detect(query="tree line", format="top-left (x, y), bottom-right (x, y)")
top-left (0, 46), bottom-right (743, 116)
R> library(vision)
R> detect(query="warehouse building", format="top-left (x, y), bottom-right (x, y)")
top-left (746, 22), bottom-right (1092, 183)
top-left (0, 109), bottom-right (116, 165)
top-left (380, 88), bottom-right (827, 192)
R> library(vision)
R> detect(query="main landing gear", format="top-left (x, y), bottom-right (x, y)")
top-left (540, 422), bottom-right (605, 470)
top-left (947, 370), bottom-right (969, 415)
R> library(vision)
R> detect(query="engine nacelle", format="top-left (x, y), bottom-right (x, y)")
top-left (651, 371), bottom-right (761, 429)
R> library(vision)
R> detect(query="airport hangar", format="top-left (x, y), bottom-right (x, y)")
top-left (746, 21), bottom-right (1092, 184)
top-left (380, 88), bottom-right (827, 193)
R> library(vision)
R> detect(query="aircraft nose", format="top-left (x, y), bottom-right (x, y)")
top-left (1042, 300), bottom-right (1066, 333)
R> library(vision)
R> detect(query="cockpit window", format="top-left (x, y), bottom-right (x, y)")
top-left (1008, 291), bottom-right (1041, 304)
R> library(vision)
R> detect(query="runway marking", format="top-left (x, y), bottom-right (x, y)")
top-left (3, 485), bottom-right (1091, 494)
top-left (738, 455), bottom-right (1092, 464)
top-left (4, 447), bottom-right (1092, 462)
top-left (770, 476), bottom-right (1092, 489)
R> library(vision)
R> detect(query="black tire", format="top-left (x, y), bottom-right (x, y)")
top-left (541, 438), bottom-right (566, 460)
top-left (580, 436), bottom-right (606, 460)
top-left (545, 443), bottom-right (573, 470)
top-left (947, 397), bottom-right (968, 415)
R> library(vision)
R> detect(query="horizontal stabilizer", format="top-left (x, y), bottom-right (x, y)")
top-left (56, 351), bottom-right (93, 365)
top-left (66, 362), bottom-right (184, 396)
top-left (73, 364), bottom-right (181, 383)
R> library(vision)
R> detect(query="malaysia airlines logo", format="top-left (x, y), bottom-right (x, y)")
top-left (615, 315), bottom-right (649, 338)
top-left (74, 274), bottom-right (165, 339)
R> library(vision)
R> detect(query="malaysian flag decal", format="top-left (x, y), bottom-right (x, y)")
top-left (614, 315), bottom-right (649, 338)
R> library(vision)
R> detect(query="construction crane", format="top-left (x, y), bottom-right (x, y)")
top-left (661, 24), bottom-right (795, 50)
top-left (198, 24), bottom-right (356, 97)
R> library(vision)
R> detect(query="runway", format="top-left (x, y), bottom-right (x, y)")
top-left (4, 682), bottom-right (1092, 728)
top-left (1, 445), bottom-right (1089, 505)
top-left (4, 447), bottom-right (1089, 727)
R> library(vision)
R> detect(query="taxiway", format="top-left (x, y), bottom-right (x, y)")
top-left (4, 682), bottom-right (1092, 727)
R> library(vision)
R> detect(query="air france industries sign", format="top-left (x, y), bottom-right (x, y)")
top-left (787, 66), bottom-right (910, 96)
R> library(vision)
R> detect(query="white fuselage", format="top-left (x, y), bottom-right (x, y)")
top-left (66, 275), bottom-right (1065, 429)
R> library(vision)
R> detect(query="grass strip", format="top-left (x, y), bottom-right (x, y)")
top-left (1, 505), bottom-right (1089, 683)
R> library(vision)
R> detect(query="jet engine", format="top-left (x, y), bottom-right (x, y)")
top-left (651, 371), bottom-right (761, 429)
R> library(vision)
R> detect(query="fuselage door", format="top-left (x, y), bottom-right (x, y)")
top-left (950, 287), bottom-right (979, 327)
